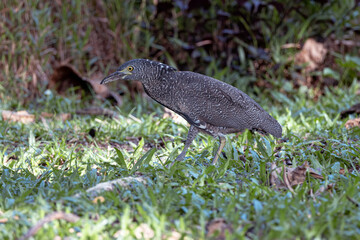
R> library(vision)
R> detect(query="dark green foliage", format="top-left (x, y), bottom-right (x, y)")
top-left (1, 0), bottom-right (359, 103)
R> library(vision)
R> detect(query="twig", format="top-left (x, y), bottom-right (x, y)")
top-left (281, 43), bottom-right (301, 49)
top-left (283, 160), bottom-right (295, 194)
top-left (346, 196), bottom-right (359, 207)
top-left (75, 107), bottom-right (119, 119)
top-left (309, 188), bottom-right (317, 202)
top-left (73, 176), bottom-right (147, 198)
top-left (19, 211), bottom-right (80, 240)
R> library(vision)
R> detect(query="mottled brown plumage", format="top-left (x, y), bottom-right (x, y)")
top-left (101, 59), bottom-right (282, 164)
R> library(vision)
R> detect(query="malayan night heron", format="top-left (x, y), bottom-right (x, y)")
top-left (101, 59), bottom-right (282, 165)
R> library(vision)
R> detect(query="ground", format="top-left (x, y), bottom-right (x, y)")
top-left (1, 1), bottom-right (360, 239)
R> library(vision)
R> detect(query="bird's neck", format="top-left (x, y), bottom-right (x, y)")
top-left (142, 76), bottom-right (165, 95)
top-left (141, 76), bottom-right (172, 105)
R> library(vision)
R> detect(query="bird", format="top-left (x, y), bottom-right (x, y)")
top-left (101, 59), bottom-right (282, 165)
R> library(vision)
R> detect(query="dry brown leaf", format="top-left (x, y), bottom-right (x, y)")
top-left (282, 161), bottom-right (295, 193)
top-left (88, 79), bottom-right (123, 106)
top-left (59, 113), bottom-right (71, 121)
top-left (2, 110), bottom-right (35, 124)
top-left (340, 103), bottom-right (360, 118)
top-left (92, 196), bottom-right (105, 203)
top-left (270, 161), bottom-right (324, 189)
top-left (0, 218), bottom-right (8, 223)
top-left (314, 184), bottom-right (334, 197)
top-left (75, 107), bottom-right (119, 118)
top-left (134, 223), bottom-right (155, 240)
top-left (115, 224), bottom-right (180, 240)
top-left (206, 218), bottom-right (233, 240)
top-left (88, 78), bottom-right (110, 98)
top-left (41, 112), bottom-right (71, 121)
top-left (345, 118), bottom-right (360, 129)
top-left (166, 231), bottom-right (182, 240)
top-left (294, 38), bottom-right (327, 72)
top-left (113, 229), bottom-right (126, 238)
top-left (40, 112), bottom-right (53, 118)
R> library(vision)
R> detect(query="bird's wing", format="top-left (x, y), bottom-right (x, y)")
top-left (172, 71), bottom-right (282, 137)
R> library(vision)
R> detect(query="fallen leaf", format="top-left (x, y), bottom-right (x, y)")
top-left (314, 184), bottom-right (334, 197)
top-left (294, 38), bottom-right (327, 72)
top-left (2, 110), bottom-right (35, 124)
top-left (270, 161), bottom-right (324, 189)
top-left (345, 118), bottom-right (360, 129)
top-left (75, 107), bottom-right (119, 118)
top-left (59, 113), bottom-right (71, 121)
top-left (341, 103), bottom-right (360, 118)
top-left (166, 231), bottom-right (182, 240)
top-left (41, 112), bottom-right (71, 121)
top-left (2, 110), bottom-right (71, 124)
top-left (0, 218), bottom-right (8, 223)
top-left (114, 229), bottom-right (129, 238)
top-left (206, 218), bottom-right (233, 240)
top-left (134, 223), bottom-right (155, 240)
top-left (40, 112), bottom-right (53, 118)
top-left (88, 79), bottom-right (123, 106)
top-left (92, 196), bottom-right (105, 203)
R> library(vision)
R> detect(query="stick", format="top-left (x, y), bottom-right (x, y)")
top-left (19, 211), bottom-right (80, 240)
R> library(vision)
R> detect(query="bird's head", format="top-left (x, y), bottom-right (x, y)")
top-left (100, 59), bottom-right (176, 84)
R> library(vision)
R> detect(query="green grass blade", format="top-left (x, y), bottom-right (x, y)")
top-left (114, 147), bottom-right (128, 170)
top-left (131, 148), bottom-right (156, 173)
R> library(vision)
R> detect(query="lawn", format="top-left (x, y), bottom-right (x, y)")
top-left (1, 1), bottom-right (360, 239)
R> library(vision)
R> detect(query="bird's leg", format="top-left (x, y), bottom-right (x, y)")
top-left (173, 125), bottom-right (199, 163)
top-left (212, 135), bottom-right (226, 165)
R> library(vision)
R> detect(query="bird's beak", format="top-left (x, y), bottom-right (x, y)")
top-left (100, 69), bottom-right (131, 84)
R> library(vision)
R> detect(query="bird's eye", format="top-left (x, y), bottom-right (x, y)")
top-left (127, 66), bottom-right (134, 72)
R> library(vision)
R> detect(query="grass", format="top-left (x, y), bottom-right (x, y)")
top-left (1, 83), bottom-right (360, 239)
top-left (1, 0), bottom-right (360, 239)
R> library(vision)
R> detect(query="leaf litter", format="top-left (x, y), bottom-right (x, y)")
top-left (270, 161), bottom-right (324, 191)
